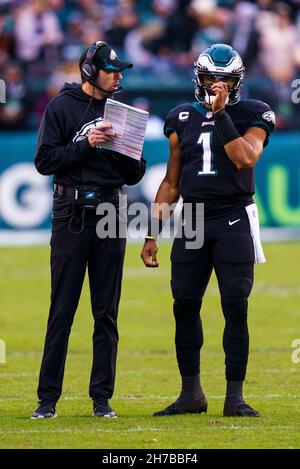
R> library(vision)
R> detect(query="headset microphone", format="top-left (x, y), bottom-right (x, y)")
top-left (89, 80), bottom-right (123, 95)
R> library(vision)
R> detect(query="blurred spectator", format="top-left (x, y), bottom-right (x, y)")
top-left (257, 3), bottom-right (300, 87)
top-left (33, 47), bottom-right (81, 124)
top-left (81, 26), bottom-right (106, 49)
top-left (0, 0), bottom-right (300, 131)
top-left (132, 96), bottom-right (164, 139)
top-left (76, 0), bottom-right (107, 32)
top-left (239, 2), bottom-right (300, 128)
top-left (62, 11), bottom-right (85, 49)
top-left (190, 0), bottom-right (233, 54)
top-left (231, 1), bottom-right (258, 59)
top-left (14, 0), bottom-right (63, 64)
top-left (0, 2), bottom-right (14, 55)
top-left (106, 1), bottom-right (139, 50)
top-left (142, 0), bottom-right (197, 55)
top-left (0, 62), bottom-right (29, 130)
top-left (0, 48), bottom-right (9, 76)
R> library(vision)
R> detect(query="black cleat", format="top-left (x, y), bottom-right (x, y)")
top-left (223, 402), bottom-right (260, 417)
top-left (31, 400), bottom-right (57, 419)
top-left (93, 398), bottom-right (117, 418)
top-left (153, 400), bottom-right (208, 417)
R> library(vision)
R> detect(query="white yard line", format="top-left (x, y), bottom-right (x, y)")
top-left (0, 426), bottom-right (161, 435)
top-left (0, 425), bottom-right (298, 436)
top-left (0, 394), bottom-right (300, 402)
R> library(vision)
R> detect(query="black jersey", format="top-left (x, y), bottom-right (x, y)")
top-left (164, 99), bottom-right (275, 216)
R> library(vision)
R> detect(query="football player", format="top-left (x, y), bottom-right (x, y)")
top-left (141, 44), bottom-right (275, 417)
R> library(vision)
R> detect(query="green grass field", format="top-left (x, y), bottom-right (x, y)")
top-left (0, 242), bottom-right (300, 449)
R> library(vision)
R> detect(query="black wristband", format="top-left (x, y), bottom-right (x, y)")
top-left (147, 217), bottom-right (164, 239)
top-left (214, 108), bottom-right (240, 145)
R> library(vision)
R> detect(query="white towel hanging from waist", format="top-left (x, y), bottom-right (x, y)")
top-left (245, 203), bottom-right (266, 264)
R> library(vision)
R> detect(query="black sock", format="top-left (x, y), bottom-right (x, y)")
top-left (175, 375), bottom-right (207, 412)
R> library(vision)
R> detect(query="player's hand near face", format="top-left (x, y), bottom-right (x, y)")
top-left (88, 122), bottom-right (116, 148)
top-left (211, 81), bottom-right (228, 113)
top-left (140, 239), bottom-right (159, 268)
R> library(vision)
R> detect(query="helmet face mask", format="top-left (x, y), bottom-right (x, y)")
top-left (201, 73), bottom-right (240, 90)
top-left (194, 44), bottom-right (245, 106)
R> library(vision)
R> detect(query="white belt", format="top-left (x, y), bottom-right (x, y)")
top-left (245, 203), bottom-right (266, 264)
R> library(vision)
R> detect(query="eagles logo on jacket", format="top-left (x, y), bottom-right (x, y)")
top-left (35, 83), bottom-right (146, 188)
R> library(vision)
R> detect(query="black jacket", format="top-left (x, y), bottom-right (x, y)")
top-left (35, 83), bottom-right (146, 188)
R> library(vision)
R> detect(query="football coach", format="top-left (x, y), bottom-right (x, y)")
top-left (32, 41), bottom-right (146, 419)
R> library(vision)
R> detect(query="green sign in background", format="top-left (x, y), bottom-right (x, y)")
top-left (0, 132), bottom-right (299, 228)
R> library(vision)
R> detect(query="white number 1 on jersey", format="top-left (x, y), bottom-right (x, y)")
top-left (197, 132), bottom-right (217, 175)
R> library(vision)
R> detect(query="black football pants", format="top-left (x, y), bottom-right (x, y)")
top-left (37, 212), bottom-right (126, 403)
top-left (171, 208), bottom-right (255, 382)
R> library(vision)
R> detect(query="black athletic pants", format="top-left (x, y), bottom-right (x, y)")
top-left (171, 207), bottom-right (255, 382)
top-left (37, 210), bottom-right (126, 403)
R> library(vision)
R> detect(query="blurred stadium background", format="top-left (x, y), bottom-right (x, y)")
top-left (1, 1), bottom-right (300, 450)
top-left (0, 0), bottom-right (300, 242)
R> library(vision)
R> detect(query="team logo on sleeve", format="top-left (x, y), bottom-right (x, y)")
top-left (262, 110), bottom-right (276, 125)
top-left (72, 117), bottom-right (103, 142)
top-left (179, 112), bottom-right (189, 121)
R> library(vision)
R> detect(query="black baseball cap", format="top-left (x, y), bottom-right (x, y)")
top-left (80, 43), bottom-right (133, 73)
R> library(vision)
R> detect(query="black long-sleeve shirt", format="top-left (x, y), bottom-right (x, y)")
top-left (35, 82), bottom-right (146, 188)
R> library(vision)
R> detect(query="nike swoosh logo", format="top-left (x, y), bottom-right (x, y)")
top-left (228, 219), bottom-right (241, 226)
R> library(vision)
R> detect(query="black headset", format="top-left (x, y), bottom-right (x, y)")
top-left (81, 41), bottom-right (108, 83)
